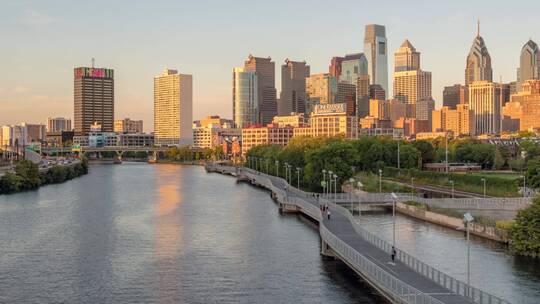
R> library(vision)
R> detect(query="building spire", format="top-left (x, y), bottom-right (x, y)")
top-left (477, 19), bottom-right (480, 37)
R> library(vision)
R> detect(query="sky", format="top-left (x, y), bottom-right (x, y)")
top-left (1, 0), bottom-right (540, 132)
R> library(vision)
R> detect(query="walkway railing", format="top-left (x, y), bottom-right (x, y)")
top-left (210, 164), bottom-right (511, 304)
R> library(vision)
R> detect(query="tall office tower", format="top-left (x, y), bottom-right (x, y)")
top-left (510, 80), bottom-right (540, 131)
top-left (339, 53), bottom-right (368, 84)
top-left (114, 118), bottom-right (143, 133)
top-left (47, 117), bottom-right (72, 132)
top-left (279, 59), bottom-right (310, 115)
top-left (369, 84), bottom-right (386, 100)
top-left (154, 69), bottom-right (193, 146)
top-left (392, 39), bottom-right (432, 104)
top-left (394, 40), bottom-right (420, 72)
top-left (329, 56), bottom-right (344, 77)
top-left (517, 40), bottom-right (540, 91)
top-left (469, 81), bottom-right (502, 135)
top-left (443, 84), bottom-right (468, 109)
top-left (336, 82), bottom-right (357, 116)
top-left (74, 66), bottom-right (114, 136)
top-left (232, 68), bottom-right (258, 128)
top-left (364, 24), bottom-right (388, 94)
top-left (393, 70), bottom-right (432, 103)
top-left (357, 74), bottom-right (370, 117)
top-left (415, 99), bottom-right (435, 125)
top-left (244, 55), bottom-right (277, 125)
top-left (465, 23), bottom-right (492, 85)
top-left (306, 73), bottom-right (337, 105)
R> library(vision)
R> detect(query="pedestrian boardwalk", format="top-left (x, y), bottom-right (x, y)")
top-left (206, 164), bottom-right (511, 304)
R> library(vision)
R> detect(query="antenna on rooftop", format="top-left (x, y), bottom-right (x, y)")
top-left (91, 58), bottom-right (95, 68)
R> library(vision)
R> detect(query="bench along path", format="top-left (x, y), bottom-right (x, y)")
top-left (207, 164), bottom-right (511, 304)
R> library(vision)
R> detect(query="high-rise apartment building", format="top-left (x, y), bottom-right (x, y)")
top-left (443, 85), bottom-right (469, 109)
top-left (465, 25), bottom-right (492, 85)
top-left (232, 67), bottom-right (258, 128)
top-left (306, 73), bottom-right (337, 105)
top-left (154, 69), bottom-right (193, 146)
top-left (23, 123), bottom-right (46, 143)
top-left (431, 104), bottom-right (475, 136)
top-left (364, 24), bottom-right (388, 94)
top-left (517, 40), bottom-right (540, 91)
top-left (392, 40), bottom-right (432, 104)
top-left (279, 59), bottom-right (310, 115)
top-left (468, 81), bottom-right (502, 135)
top-left (74, 66), bottom-right (114, 136)
top-left (47, 117), bottom-right (72, 132)
top-left (415, 99), bottom-right (435, 126)
top-left (114, 118), bottom-right (143, 133)
top-left (244, 55), bottom-right (277, 124)
top-left (394, 40), bottom-right (420, 72)
top-left (357, 74), bottom-right (370, 117)
top-left (393, 70), bottom-right (432, 103)
top-left (336, 82), bottom-right (357, 116)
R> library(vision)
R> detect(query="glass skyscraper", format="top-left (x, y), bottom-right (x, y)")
top-left (233, 68), bottom-right (258, 128)
top-left (364, 24), bottom-right (388, 95)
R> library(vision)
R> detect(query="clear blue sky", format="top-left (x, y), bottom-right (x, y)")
top-left (1, 0), bottom-right (539, 131)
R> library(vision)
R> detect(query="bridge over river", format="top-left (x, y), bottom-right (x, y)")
top-left (206, 163), bottom-right (511, 304)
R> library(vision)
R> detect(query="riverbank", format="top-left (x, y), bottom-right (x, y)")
top-left (0, 158), bottom-right (88, 195)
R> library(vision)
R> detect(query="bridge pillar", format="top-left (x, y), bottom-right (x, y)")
top-left (321, 239), bottom-right (335, 258)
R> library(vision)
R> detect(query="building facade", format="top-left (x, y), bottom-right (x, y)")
top-left (232, 67), bottom-right (258, 128)
top-left (47, 117), bottom-right (72, 133)
top-left (154, 69), bottom-right (193, 146)
top-left (279, 60), bottom-right (310, 115)
top-left (309, 103), bottom-right (358, 138)
top-left (393, 70), bottom-right (432, 103)
top-left (517, 40), bottom-right (540, 91)
top-left (74, 66), bottom-right (114, 136)
top-left (356, 74), bottom-right (370, 118)
top-left (394, 39), bottom-right (420, 72)
top-left (244, 55), bottom-right (277, 125)
top-left (364, 24), bottom-right (388, 94)
top-left (512, 80), bottom-right (540, 131)
top-left (306, 73), bottom-right (337, 106)
top-left (465, 27), bottom-right (493, 85)
top-left (339, 53), bottom-right (368, 84)
top-left (468, 81), bottom-right (501, 135)
top-left (241, 124), bottom-right (294, 155)
top-left (114, 118), bottom-right (143, 133)
top-left (443, 84), bottom-right (468, 109)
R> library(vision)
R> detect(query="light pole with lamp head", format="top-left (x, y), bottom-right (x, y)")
top-left (391, 193), bottom-right (398, 250)
top-left (322, 169), bottom-right (327, 198)
top-left (296, 167), bottom-right (301, 189)
top-left (328, 170), bottom-right (333, 200)
top-left (275, 160), bottom-right (279, 176)
top-left (357, 181), bottom-right (363, 217)
top-left (349, 177), bottom-right (355, 213)
top-left (333, 174), bottom-right (338, 205)
top-left (481, 178), bottom-right (486, 198)
top-left (378, 169), bottom-right (382, 193)
top-left (463, 212), bottom-right (474, 297)
top-left (284, 163), bottom-right (289, 183)
top-left (450, 180), bottom-right (454, 198)
top-left (411, 177), bottom-right (415, 200)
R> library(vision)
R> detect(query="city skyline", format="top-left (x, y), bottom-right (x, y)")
top-left (2, 0), bottom-right (540, 131)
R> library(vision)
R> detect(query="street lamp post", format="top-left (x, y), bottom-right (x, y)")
top-left (411, 177), bottom-right (415, 200)
top-left (275, 160), bottom-right (279, 176)
top-left (357, 181), bottom-right (363, 217)
top-left (322, 169), bottom-right (327, 199)
top-left (333, 174), bottom-right (338, 205)
top-left (378, 169), bottom-right (382, 193)
top-left (328, 170), bottom-right (333, 200)
top-left (266, 159), bottom-right (269, 174)
top-left (296, 167), bottom-right (301, 189)
top-left (284, 163), bottom-right (288, 183)
top-left (349, 177), bottom-right (355, 213)
top-left (481, 178), bottom-right (486, 198)
top-left (463, 212), bottom-right (474, 297)
top-left (391, 193), bottom-right (398, 252)
top-left (450, 180), bottom-right (454, 198)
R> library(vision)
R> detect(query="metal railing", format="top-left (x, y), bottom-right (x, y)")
top-left (214, 164), bottom-right (511, 304)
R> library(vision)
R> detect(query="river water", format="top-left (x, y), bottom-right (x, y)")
top-left (0, 163), bottom-right (538, 303)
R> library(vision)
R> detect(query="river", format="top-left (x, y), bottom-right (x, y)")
top-left (0, 163), bottom-right (538, 303)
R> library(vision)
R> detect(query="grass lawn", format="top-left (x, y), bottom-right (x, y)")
top-left (466, 171), bottom-right (522, 181)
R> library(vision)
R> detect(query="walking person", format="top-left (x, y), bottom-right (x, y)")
top-left (327, 209), bottom-right (331, 220)
top-left (391, 246), bottom-right (396, 264)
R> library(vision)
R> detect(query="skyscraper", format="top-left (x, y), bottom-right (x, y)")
top-left (357, 74), bottom-right (370, 117)
top-left (244, 55), bottom-right (277, 125)
top-left (394, 40), bottom-right (420, 72)
top-left (469, 81), bottom-right (502, 135)
top-left (74, 66), bottom-right (114, 136)
top-left (393, 40), bottom-right (432, 104)
top-left (329, 56), bottom-right (344, 78)
top-left (232, 67), bottom-right (258, 128)
top-left (443, 84), bottom-right (468, 109)
top-left (279, 59), bottom-right (310, 115)
top-left (154, 69), bottom-right (193, 146)
top-left (364, 24), bottom-right (388, 94)
top-left (465, 23), bottom-right (492, 85)
top-left (339, 53), bottom-right (368, 84)
top-left (306, 73), bottom-right (337, 105)
top-left (517, 40), bottom-right (540, 91)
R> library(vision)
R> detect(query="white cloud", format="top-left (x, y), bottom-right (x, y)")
top-left (19, 9), bottom-right (56, 26)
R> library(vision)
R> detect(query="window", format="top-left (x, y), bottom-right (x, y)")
top-left (378, 42), bottom-right (386, 55)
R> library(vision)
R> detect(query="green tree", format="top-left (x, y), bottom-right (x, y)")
top-left (526, 157), bottom-right (540, 189)
top-left (399, 144), bottom-right (421, 169)
top-left (493, 147), bottom-right (505, 170)
top-left (510, 196), bottom-right (540, 257)
top-left (14, 160), bottom-right (41, 190)
top-left (0, 172), bottom-right (23, 193)
top-left (412, 140), bottom-right (435, 164)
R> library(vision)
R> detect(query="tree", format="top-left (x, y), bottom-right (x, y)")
top-left (0, 172), bottom-right (23, 193)
top-left (412, 140), bottom-right (435, 164)
top-left (14, 160), bottom-right (41, 190)
top-left (510, 196), bottom-right (540, 257)
top-left (526, 157), bottom-right (540, 189)
top-left (398, 144), bottom-right (421, 169)
top-left (493, 147), bottom-right (505, 170)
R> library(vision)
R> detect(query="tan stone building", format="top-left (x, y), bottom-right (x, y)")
top-left (306, 73), bottom-right (337, 105)
top-left (272, 113), bottom-right (307, 127)
top-left (513, 80), bottom-right (540, 131)
top-left (393, 70), bottom-right (432, 103)
top-left (431, 104), bottom-right (475, 136)
top-left (468, 81), bottom-right (502, 135)
top-left (369, 99), bottom-right (390, 119)
top-left (114, 118), bottom-right (143, 133)
top-left (241, 124), bottom-right (294, 154)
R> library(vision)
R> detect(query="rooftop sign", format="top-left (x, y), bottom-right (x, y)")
top-left (74, 67), bottom-right (114, 79)
top-left (313, 103), bottom-right (346, 114)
